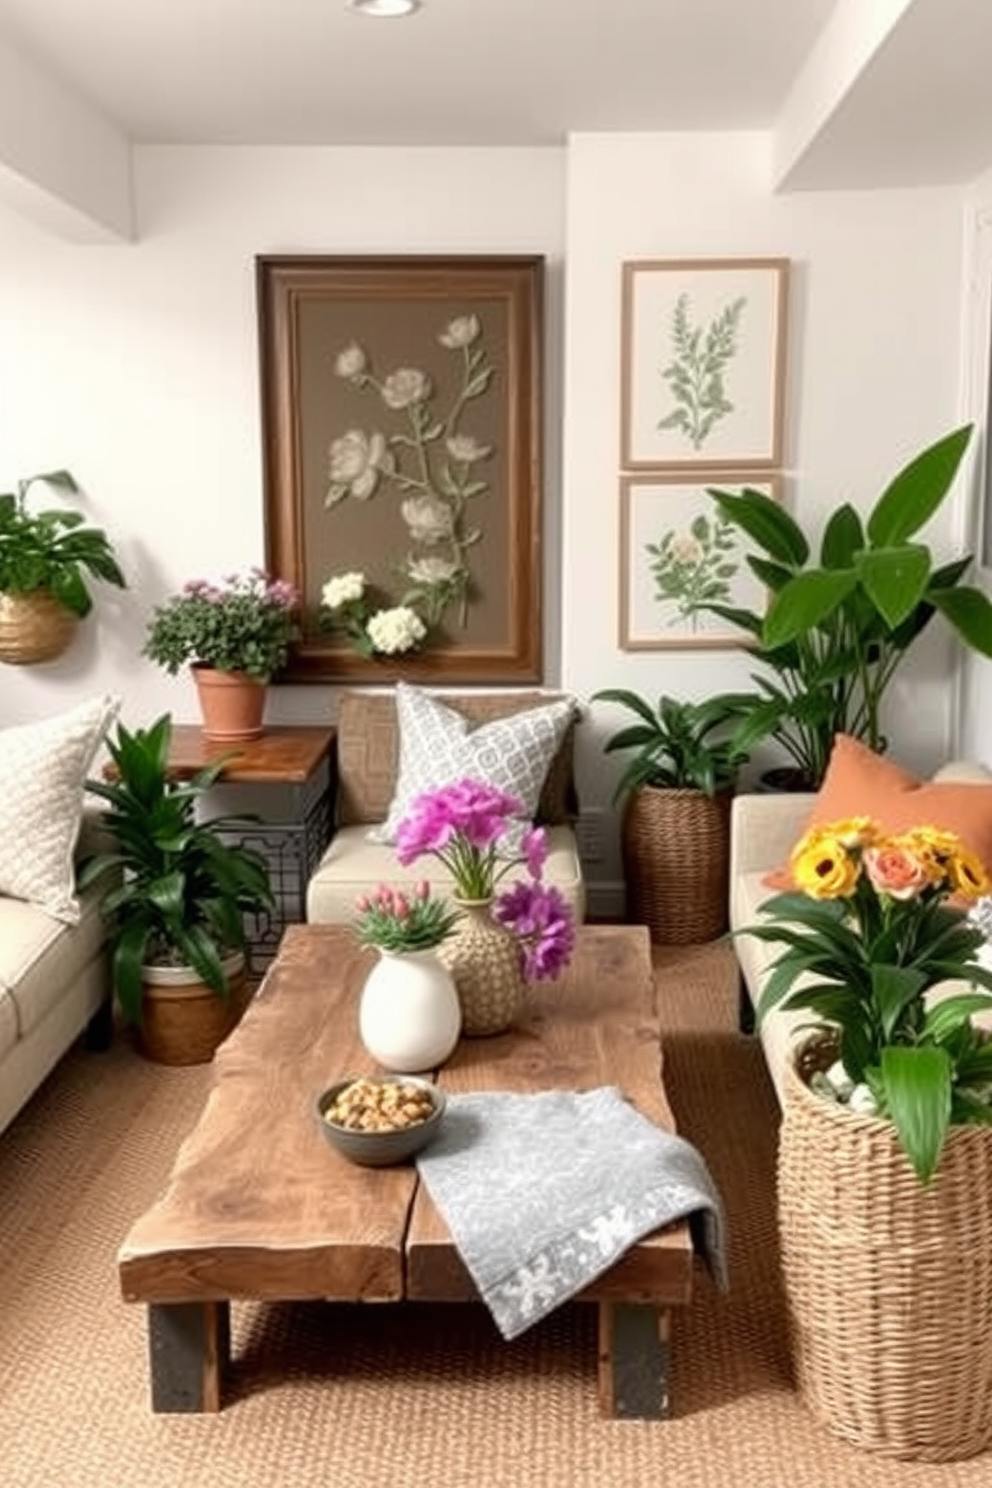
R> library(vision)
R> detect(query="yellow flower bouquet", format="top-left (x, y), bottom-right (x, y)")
top-left (747, 816), bottom-right (992, 1182)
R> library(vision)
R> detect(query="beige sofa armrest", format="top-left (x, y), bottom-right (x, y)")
top-left (730, 791), bottom-right (815, 879)
top-left (932, 760), bottom-right (992, 784)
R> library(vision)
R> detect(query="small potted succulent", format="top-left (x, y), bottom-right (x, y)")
top-left (353, 881), bottom-right (464, 1072)
top-left (143, 568), bottom-right (300, 740)
top-left (0, 468), bottom-right (126, 664)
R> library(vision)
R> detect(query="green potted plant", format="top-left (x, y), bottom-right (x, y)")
top-left (78, 713), bottom-right (274, 1065)
top-left (591, 690), bottom-right (748, 944)
top-left (744, 813), bottom-right (992, 1457)
top-left (701, 424), bottom-right (992, 789)
top-left (0, 468), bottom-right (126, 664)
top-left (143, 569), bottom-right (300, 741)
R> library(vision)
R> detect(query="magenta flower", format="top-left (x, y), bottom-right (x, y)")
top-left (493, 880), bottom-right (575, 981)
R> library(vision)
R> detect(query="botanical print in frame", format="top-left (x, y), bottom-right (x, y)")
top-left (257, 255), bottom-right (543, 683)
top-left (619, 473), bottom-right (781, 651)
top-left (620, 258), bottom-right (789, 471)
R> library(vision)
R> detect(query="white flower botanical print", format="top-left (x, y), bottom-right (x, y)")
top-left (326, 312), bottom-right (496, 632)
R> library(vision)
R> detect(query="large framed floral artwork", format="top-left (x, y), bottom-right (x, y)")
top-left (619, 473), bottom-right (782, 650)
top-left (257, 255), bottom-right (544, 683)
top-left (620, 258), bottom-right (789, 471)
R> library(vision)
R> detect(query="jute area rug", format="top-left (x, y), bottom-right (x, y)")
top-left (1, 941), bottom-right (989, 1488)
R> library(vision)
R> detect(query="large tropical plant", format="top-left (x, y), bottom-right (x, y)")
top-left (78, 714), bottom-right (273, 1025)
top-left (703, 425), bottom-right (992, 788)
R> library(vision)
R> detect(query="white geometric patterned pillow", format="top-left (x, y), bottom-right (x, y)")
top-left (0, 693), bottom-right (121, 923)
top-left (369, 683), bottom-right (577, 855)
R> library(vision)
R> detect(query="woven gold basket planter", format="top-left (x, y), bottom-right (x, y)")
top-left (778, 1036), bottom-right (992, 1461)
top-left (0, 589), bottom-right (78, 664)
top-left (620, 784), bottom-right (732, 944)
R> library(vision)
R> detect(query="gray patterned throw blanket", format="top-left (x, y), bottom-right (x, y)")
top-left (415, 1086), bottom-right (728, 1340)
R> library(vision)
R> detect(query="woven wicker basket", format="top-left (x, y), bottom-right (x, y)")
top-left (137, 956), bottom-right (250, 1066)
top-left (778, 1035), bottom-right (992, 1461)
top-left (0, 590), bottom-right (78, 664)
top-left (620, 784), bottom-right (731, 944)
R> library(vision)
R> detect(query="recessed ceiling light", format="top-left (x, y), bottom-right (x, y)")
top-left (346, 0), bottom-right (421, 16)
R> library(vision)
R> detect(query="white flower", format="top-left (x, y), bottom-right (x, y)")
top-left (670, 534), bottom-right (704, 566)
top-left (438, 315), bottom-right (480, 349)
top-left (322, 571), bottom-right (366, 610)
top-left (446, 433), bottom-right (492, 464)
top-left (334, 342), bottom-right (368, 379)
top-left (328, 429), bottom-right (387, 500)
top-left (401, 495), bottom-right (454, 545)
top-left (406, 555), bottom-right (460, 585)
top-left (366, 606), bottom-right (427, 655)
top-left (381, 367), bottom-right (431, 410)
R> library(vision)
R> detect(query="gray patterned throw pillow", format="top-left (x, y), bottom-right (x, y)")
top-left (368, 683), bottom-right (577, 853)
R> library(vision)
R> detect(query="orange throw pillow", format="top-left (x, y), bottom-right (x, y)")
top-left (764, 734), bottom-right (992, 889)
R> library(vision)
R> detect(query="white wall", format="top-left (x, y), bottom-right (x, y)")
top-left (0, 144), bottom-right (566, 729)
top-left (0, 135), bottom-right (976, 911)
top-left (564, 132), bottom-right (970, 907)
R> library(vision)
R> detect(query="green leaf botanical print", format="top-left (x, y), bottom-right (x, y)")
top-left (326, 315), bottom-right (494, 631)
top-left (657, 293), bottom-right (746, 450)
top-left (646, 513), bottom-right (740, 630)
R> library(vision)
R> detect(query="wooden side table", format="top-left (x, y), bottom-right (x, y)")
top-left (164, 725), bottom-right (336, 974)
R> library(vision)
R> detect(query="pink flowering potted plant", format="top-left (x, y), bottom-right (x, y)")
top-left (143, 568), bottom-right (300, 741)
top-left (352, 880), bottom-right (463, 1073)
top-left (394, 779), bottom-right (576, 1034)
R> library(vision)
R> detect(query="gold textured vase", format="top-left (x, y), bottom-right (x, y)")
top-left (439, 898), bottom-right (526, 1036)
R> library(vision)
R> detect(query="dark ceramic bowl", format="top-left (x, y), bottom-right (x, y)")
top-left (315, 1074), bottom-right (446, 1167)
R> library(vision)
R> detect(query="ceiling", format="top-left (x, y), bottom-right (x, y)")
top-left (0, 0), bottom-right (989, 189)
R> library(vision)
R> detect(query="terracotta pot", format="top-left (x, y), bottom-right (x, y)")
top-left (438, 898), bottom-right (526, 1036)
top-left (191, 663), bottom-right (267, 742)
top-left (137, 952), bottom-right (250, 1065)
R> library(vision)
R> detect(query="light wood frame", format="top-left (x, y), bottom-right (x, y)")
top-left (620, 257), bottom-right (789, 472)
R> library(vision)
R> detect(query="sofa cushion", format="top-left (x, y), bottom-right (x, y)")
top-left (307, 823), bottom-right (586, 926)
top-left (0, 888), bottom-right (107, 1038)
top-left (0, 984), bottom-right (18, 1062)
top-left (765, 734), bottom-right (992, 888)
top-left (0, 693), bottom-right (120, 923)
top-left (336, 687), bottom-right (579, 829)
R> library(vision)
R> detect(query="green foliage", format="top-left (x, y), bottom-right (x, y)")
top-left (749, 822), bottom-right (992, 1182)
top-left (78, 714), bottom-right (274, 1026)
top-left (646, 512), bottom-right (740, 623)
top-left (657, 293), bottom-right (745, 450)
top-left (354, 885), bottom-right (462, 953)
top-left (143, 571), bottom-right (299, 683)
top-left (592, 689), bottom-right (748, 800)
top-left (703, 425), bottom-right (992, 787)
top-left (0, 469), bottom-right (126, 617)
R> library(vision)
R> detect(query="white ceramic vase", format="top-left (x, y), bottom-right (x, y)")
top-left (359, 947), bottom-right (462, 1073)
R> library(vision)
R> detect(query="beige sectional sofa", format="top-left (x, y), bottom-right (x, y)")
top-left (0, 694), bottom-right (119, 1136)
top-left (0, 807), bottom-right (112, 1135)
top-left (306, 687), bottom-right (586, 927)
top-left (730, 762), bottom-right (992, 1104)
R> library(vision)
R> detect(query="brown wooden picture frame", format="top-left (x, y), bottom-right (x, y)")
top-left (257, 254), bottom-right (544, 683)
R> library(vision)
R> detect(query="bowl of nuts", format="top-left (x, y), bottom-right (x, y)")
top-left (315, 1074), bottom-right (446, 1167)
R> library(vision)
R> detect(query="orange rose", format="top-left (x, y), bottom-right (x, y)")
top-left (863, 842), bottom-right (929, 900)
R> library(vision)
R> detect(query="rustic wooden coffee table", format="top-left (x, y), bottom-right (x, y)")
top-left (118, 923), bottom-right (694, 1415)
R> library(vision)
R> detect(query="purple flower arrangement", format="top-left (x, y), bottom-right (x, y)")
top-left (394, 779), bottom-right (575, 981)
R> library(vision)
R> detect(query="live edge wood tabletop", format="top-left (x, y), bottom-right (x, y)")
top-left (118, 923), bottom-right (694, 1417)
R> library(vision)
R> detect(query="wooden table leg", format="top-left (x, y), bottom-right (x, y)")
top-left (147, 1300), bottom-right (231, 1413)
top-left (597, 1301), bottom-right (671, 1418)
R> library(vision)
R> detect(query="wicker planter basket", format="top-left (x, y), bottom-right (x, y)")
top-left (137, 954), bottom-right (250, 1066)
top-left (778, 1035), bottom-right (992, 1461)
top-left (620, 784), bottom-right (732, 944)
top-left (0, 590), bottom-right (78, 664)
